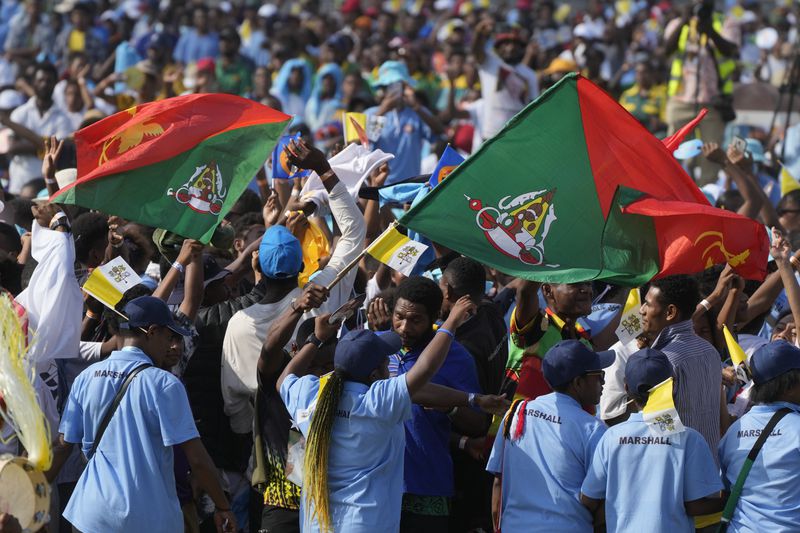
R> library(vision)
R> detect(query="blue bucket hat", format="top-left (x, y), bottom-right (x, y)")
top-left (258, 225), bottom-right (303, 279)
top-left (373, 60), bottom-right (417, 88)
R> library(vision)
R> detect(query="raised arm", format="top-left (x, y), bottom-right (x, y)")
top-left (405, 296), bottom-right (476, 395)
top-left (276, 313), bottom-right (338, 392)
top-left (259, 284), bottom-right (328, 384)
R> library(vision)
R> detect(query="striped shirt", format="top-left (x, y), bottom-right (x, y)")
top-left (652, 320), bottom-right (722, 459)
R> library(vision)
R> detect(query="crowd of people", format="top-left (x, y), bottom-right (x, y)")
top-left (1, 0), bottom-right (800, 532)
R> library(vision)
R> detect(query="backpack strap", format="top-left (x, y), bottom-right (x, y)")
top-left (87, 363), bottom-right (152, 460)
top-left (718, 407), bottom-right (794, 532)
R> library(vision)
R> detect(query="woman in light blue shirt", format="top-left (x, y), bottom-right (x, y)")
top-left (277, 297), bottom-right (483, 532)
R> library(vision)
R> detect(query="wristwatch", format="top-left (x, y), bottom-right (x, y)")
top-left (304, 333), bottom-right (326, 349)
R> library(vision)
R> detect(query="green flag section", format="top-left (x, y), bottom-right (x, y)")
top-left (52, 94), bottom-right (290, 243)
top-left (400, 74), bottom-right (768, 284)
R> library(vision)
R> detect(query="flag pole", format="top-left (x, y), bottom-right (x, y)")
top-left (324, 221), bottom-right (399, 291)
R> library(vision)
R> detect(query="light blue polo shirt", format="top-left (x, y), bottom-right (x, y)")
top-left (718, 402), bottom-right (800, 532)
top-left (281, 373), bottom-right (412, 533)
top-left (581, 413), bottom-right (723, 533)
top-left (486, 392), bottom-right (606, 532)
top-left (365, 106), bottom-right (432, 184)
top-left (59, 347), bottom-right (199, 533)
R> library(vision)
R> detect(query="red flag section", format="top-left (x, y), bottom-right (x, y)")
top-left (576, 77), bottom-right (710, 217)
top-left (661, 108), bottom-right (708, 153)
top-left (623, 197), bottom-right (769, 280)
top-left (76, 93), bottom-right (290, 184)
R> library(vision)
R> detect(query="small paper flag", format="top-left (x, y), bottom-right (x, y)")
top-left (82, 256), bottom-right (142, 310)
top-left (642, 377), bottom-right (685, 437)
top-left (615, 288), bottom-right (643, 344)
top-left (366, 224), bottom-right (429, 276)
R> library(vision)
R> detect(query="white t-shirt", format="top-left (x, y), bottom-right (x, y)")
top-left (477, 51), bottom-right (539, 141)
top-left (8, 97), bottom-right (73, 193)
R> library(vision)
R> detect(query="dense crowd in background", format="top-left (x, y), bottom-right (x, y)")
top-left (2, 0), bottom-right (800, 532)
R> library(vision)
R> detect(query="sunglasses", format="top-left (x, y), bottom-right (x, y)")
top-left (778, 208), bottom-right (800, 216)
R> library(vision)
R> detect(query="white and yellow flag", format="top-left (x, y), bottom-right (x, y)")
top-left (642, 377), bottom-right (685, 437)
top-left (615, 288), bottom-right (643, 344)
top-left (82, 256), bottom-right (142, 310)
top-left (366, 225), bottom-right (429, 276)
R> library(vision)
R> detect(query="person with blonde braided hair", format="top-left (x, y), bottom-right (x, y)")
top-left (277, 296), bottom-right (478, 532)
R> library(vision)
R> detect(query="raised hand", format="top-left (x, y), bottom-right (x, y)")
top-left (292, 283), bottom-right (329, 312)
top-left (285, 138), bottom-right (330, 175)
top-left (443, 295), bottom-right (477, 330)
top-left (367, 296), bottom-right (392, 331)
top-left (41, 136), bottom-right (65, 185)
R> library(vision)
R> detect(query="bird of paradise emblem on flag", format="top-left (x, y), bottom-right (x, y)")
top-left (467, 188), bottom-right (557, 266)
top-left (98, 106), bottom-right (165, 164)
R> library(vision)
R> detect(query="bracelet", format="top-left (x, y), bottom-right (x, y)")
top-left (437, 327), bottom-right (454, 338)
top-left (458, 435), bottom-right (468, 450)
top-left (446, 406), bottom-right (459, 418)
top-left (85, 310), bottom-right (99, 320)
top-left (699, 299), bottom-right (711, 312)
top-left (467, 392), bottom-right (477, 407)
top-left (171, 261), bottom-right (185, 274)
top-left (45, 177), bottom-right (57, 185)
top-left (319, 169), bottom-right (336, 182)
top-left (291, 189), bottom-right (301, 197)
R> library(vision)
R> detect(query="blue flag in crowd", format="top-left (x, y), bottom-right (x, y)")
top-left (428, 145), bottom-right (464, 188)
top-left (272, 133), bottom-right (310, 180)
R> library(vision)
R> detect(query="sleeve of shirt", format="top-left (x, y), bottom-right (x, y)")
top-left (717, 434), bottom-right (732, 491)
top-left (580, 436), bottom-right (609, 499)
top-left (156, 380), bottom-right (200, 446)
top-left (584, 422), bottom-right (607, 469)
top-left (509, 307), bottom-right (547, 349)
top-left (279, 374), bottom-right (321, 435)
top-left (683, 430), bottom-right (724, 502)
top-left (362, 375), bottom-right (412, 425)
top-left (486, 413), bottom-right (512, 475)
top-left (434, 344), bottom-right (482, 394)
top-left (58, 379), bottom-right (84, 444)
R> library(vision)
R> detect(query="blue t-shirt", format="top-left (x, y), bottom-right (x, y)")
top-left (718, 402), bottom-right (800, 533)
top-left (581, 413), bottom-right (723, 533)
top-left (59, 347), bottom-right (199, 533)
top-left (486, 392), bottom-right (606, 532)
top-left (173, 29), bottom-right (219, 64)
top-left (389, 339), bottom-right (481, 496)
top-left (280, 373), bottom-right (412, 532)
top-left (365, 105), bottom-right (432, 185)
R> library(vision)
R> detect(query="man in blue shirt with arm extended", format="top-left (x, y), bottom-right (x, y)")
top-left (53, 296), bottom-right (235, 533)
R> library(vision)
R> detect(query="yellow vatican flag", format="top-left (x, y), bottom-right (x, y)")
top-left (642, 377), bottom-right (685, 437)
top-left (82, 257), bottom-right (142, 310)
top-left (366, 224), bottom-right (429, 276)
top-left (615, 288), bottom-right (643, 344)
top-left (723, 324), bottom-right (747, 367)
top-left (780, 165), bottom-right (800, 197)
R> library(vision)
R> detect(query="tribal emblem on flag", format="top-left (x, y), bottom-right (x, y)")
top-left (167, 161), bottom-right (227, 216)
top-left (467, 188), bottom-right (557, 266)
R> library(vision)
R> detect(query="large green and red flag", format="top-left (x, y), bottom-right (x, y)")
top-left (400, 73), bottom-right (768, 285)
top-left (52, 93), bottom-right (290, 243)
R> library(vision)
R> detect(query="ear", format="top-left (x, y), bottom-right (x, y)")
top-left (665, 303), bottom-right (679, 322)
top-left (541, 283), bottom-right (553, 300)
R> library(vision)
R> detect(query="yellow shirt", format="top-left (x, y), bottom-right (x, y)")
top-left (68, 30), bottom-right (86, 52)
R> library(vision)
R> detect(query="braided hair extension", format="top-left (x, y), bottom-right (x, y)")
top-left (501, 398), bottom-right (526, 441)
top-left (302, 369), bottom-right (345, 532)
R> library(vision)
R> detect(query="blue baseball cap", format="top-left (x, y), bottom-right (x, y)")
top-left (334, 330), bottom-right (402, 381)
top-left (624, 348), bottom-right (674, 396)
top-left (542, 340), bottom-right (615, 388)
top-left (121, 296), bottom-right (191, 336)
top-left (259, 225), bottom-right (303, 279)
top-left (750, 340), bottom-right (800, 385)
top-left (373, 60), bottom-right (417, 88)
